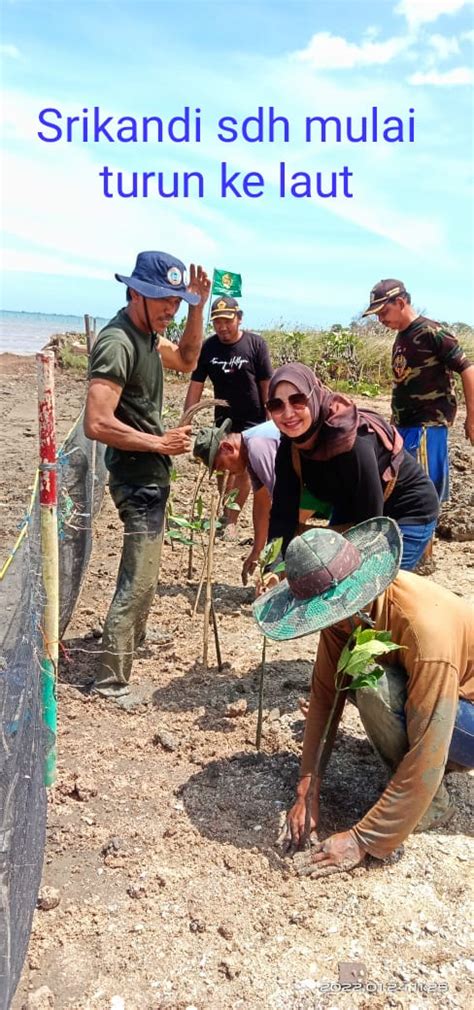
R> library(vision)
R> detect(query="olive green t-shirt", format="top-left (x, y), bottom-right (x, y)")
top-left (88, 309), bottom-right (171, 487)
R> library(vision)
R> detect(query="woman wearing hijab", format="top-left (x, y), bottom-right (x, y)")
top-left (266, 363), bottom-right (439, 570)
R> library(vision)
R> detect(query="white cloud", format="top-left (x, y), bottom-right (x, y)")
top-left (409, 65), bottom-right (473, 83)
top-left (395, 0), bottom-right (472, 30)
top-left (428, 33), bottom-right (460, 58)
top-left (1, 250), bottom-right (110, 280)
top-left (292, 31), bottom-right (407, 70)
top-left (0, 43), bottom-right (21, 59)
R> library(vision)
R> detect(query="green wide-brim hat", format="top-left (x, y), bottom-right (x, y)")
top-left (253, 518), bottom-right (402, 641)
top-left (193, 418), bottom-right (232, 472)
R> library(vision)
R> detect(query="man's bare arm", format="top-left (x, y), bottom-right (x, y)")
top-left (84, 378), bottom-right (191, 455)
top-left (461, 364), bottom-right (474, 443)
top-left (241, 486), bottom-right (272, 584)
top-left (159, 264), bottom-right (211, 372)
top-left (183, 379), bottom-right (205, 414)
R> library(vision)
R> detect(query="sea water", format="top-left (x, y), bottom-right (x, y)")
top-left (0, 310), bottom-right (108, 356)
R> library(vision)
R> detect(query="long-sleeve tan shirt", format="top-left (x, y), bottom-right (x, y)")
top-left (301, 571), bottom-right (474, 858)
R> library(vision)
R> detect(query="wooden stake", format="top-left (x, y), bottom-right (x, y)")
top-left (37, 350), bottom-right (59, 787)
top-left (203, 492), bottom-right (217, 667)
top-left (192, 556), bottom-right (207, 617)
top-left (187, 465), bottom-right (205, 579)
top-left (256, 636), bottom-right (267, 750)
top-left (210, 598), bottom-right (223, 671)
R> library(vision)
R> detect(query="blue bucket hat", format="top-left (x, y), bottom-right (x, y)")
top-left (115, 251), bottom-right (200, 305)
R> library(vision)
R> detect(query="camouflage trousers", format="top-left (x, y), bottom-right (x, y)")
top-left (93, 482), bottom-right (169, 696)
top-left (350, 666), bottom-right (466, 829)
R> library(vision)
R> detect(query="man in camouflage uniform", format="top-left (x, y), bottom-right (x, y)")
top-left (362, 279), bottom-right (474, 502)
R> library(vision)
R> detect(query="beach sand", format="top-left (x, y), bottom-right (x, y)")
top-left (3, 354), bottom-right (473, 1010)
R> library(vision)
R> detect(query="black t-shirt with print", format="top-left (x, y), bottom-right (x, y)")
top-left (191, 330), bottom-right (272, 431)
top-left (268, 430), bottom-right (439, 554)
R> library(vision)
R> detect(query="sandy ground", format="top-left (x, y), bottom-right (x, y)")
top-left (1, 354), bottom-right (473, 1010)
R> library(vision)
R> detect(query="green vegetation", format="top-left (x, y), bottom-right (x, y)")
top-left (51, 315), bottom-right (474, 395)
top-left (47, 331), bottom-right (89, 372)
top-left (262, 319), bottom-right (474, 395)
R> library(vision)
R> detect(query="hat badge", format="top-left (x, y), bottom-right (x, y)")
top-left (167, 266), bottom-right (183, 286)
top-left (216, 300), bottom-right (227, 310)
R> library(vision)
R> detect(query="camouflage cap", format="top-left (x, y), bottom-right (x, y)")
top-left (193, 418), bottom-right (233, 472)
top-left (362, 279), bottom-right (408, 316)
top-left (253, 518), bottom-right (402, 641)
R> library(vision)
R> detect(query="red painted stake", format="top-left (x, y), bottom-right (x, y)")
top-left (36, 350), bottom-right (59, 785)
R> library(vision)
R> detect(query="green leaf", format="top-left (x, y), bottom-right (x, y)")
top-left (337, 628), bottom-right (402, 678)
top-left (259, 537), bottom-right (283, 570)
top-left (273, 562), bottom-right (286, 574)
top-left (166, 531), bottom-right (195, 546)
top-left (336, 639), bottom-right (353, 674)
top-left (196, 496), bottom-right (204, 519)
top-left (353, 628), bottom-right (393, 645)
top-left (168, 516), bottom-right (194, 529)
top-left (224, 489), bottom-right (241, 511)
top-left (346, 666), bottom-right (385, 691)
top-left (342, 641), bottom-right (398, 676)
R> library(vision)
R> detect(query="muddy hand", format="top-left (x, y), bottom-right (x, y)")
top-left (160, 425), bottom-right (192, 455)
top-left (255, 572), bottom-right (280, 597)
top-left (277, 797), bottom-right (318, 854)
top-left (297, 830), bottom-right (366, 878)
top-left (464, 413), bottom-right (474, 445)
top-left (241, 551), bottom-right (258, 586)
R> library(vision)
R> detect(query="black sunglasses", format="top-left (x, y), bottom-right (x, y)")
top-left (266, 391), bottom-right (310, 415)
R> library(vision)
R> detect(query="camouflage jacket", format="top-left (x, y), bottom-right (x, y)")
top-left (391, 315), bottom-right (472, 427)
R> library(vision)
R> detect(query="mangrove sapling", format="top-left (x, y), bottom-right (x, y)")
top-left (187, 465), bottom-right (206, 578)
top-left (255, 538), bottom-right (285, 750)
top-left (302, 626), bottom-right (402, 846)
top-left (200, 485), bottom-right (241, 667)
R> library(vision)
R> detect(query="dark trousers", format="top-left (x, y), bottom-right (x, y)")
top-left (93, 483), bottom-right (169, 694)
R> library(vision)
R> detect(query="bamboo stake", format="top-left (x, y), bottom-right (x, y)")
top-left (84, 314), bottom-right (94, 354)
top-left (187, 465), bottom-right (206, 579)
top-left (37, 350), bottom-right (59, 786)
top-left (255, 636), bottom-right (267, 750)
top-left (202, 492), bottom-right (217, 667)
top-left (210, 599), bottom-right (223, 671)
top-left (192, 556), bottom-right (207, 617)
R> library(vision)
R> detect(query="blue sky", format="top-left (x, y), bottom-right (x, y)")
top-left (1, 0), bottom-right (473, 327)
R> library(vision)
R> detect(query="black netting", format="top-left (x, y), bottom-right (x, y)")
top-left (0, 415), bottom-right (106, 1008)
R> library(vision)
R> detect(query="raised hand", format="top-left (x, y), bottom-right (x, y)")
top-left (188, 264), bottom-right (211, 305)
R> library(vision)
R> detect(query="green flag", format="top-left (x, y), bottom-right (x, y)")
top-left (212, 268), bottom-right (242, 298)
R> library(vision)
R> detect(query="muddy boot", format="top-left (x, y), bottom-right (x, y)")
top-left (414, 781), bottom-right (455, 832)
top-left (91, 683), bottom-right (131, 700)
top-left (136, 626), bottom-right (173, 652)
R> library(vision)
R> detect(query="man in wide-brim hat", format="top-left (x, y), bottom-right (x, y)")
top-left (193, 417), bottom-right (281, 583)
top-left (253, 517), bottom-right (474, 876)
top-left (84, 251), bottom-right (211, 701)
